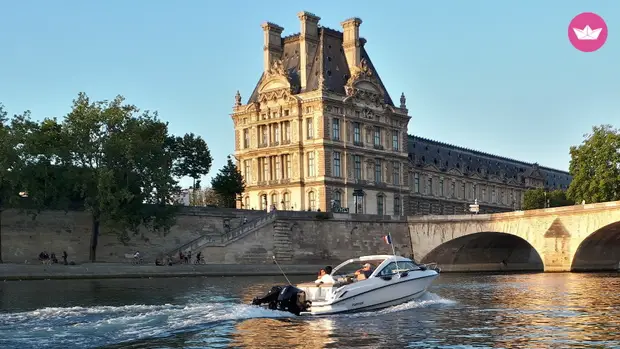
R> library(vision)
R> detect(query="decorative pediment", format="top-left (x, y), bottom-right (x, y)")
top-left (423, 163), bottom-right (440, 172)
top-left (470, 172), bottom-right (483, 181)
top-left (506, 178), bottom-right (519, 185)
top-left (257, 59), bottom-right (299, 102)
top-left (344, 59), bottom-right (385, 107)
top-left (243, 102), bottom-right (260, 113)
top-left (447, 167), bottom-right (462, 176)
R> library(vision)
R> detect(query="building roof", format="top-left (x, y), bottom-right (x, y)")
top-left (247, 27), bottom-right (395, 106)
top-left (408, 135), bottom-right (572, 190)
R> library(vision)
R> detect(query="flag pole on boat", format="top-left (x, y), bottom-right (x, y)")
top-left (272, 255), bottom-right (292, 285)
top-left (383, 232), bottom-right (400, 276)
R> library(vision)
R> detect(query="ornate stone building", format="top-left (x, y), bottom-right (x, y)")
top-left (407, 136), bottom-right (571, 215)
top-left (231, 12), bottom-right (571, 215)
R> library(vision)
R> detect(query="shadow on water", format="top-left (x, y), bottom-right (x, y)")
top-left (1, 272), bottom-right (619, 348)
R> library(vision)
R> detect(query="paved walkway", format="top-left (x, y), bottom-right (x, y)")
top-left (0, 263), bottom-right (325, 281)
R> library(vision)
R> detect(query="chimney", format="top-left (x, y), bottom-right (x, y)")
top-left (261, 22), bottom-right (284, 73)
top-left (340, 17), bottom-right (362, 70)
top-left (297, 11), bottom-right (321, 90)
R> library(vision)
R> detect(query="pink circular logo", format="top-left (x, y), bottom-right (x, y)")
top-left (568, 12), bottom-right (608, 52)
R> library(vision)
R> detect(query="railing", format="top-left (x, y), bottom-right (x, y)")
top-left (223, 211), bottom-right (276, 242)
top-left (166, 212), bottom-right (276, 256)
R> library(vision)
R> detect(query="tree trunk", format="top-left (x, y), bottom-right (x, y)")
top-left (89, 214), bottom-right (100, 262)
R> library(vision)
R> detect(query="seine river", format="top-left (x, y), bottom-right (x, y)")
top-left (0, 272), bottom-right (619, 348)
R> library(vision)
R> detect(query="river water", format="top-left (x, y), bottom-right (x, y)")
top-left (0, 272), bottom-right (619, 348)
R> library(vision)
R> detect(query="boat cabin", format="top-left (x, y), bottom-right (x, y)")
top-left (296, 255), bottom-right (425, 302)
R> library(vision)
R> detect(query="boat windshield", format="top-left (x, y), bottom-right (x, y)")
top-left (375, 260), bottom-right (421, 276)
top-left (331, 256), bottom-right (391, 276)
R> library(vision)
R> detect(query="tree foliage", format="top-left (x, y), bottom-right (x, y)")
top-left (211, 156), bottom-right (245, 208)
top-left (548, 189), bottom-right (573, 207)
top-left (523, 188), bottom-right (573, 210)
top-left (567, 125), bottom-right (620, 204)
top-left (0, 104), bottom-right (22, 263)
top-left (171, 133), bottom-right (212, 187)
top-left (0, 93), bottom-right (214, 262)
top-left (523, 188), bottom-right (546, 210)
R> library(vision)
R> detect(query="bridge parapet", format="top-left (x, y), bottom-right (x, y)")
top-left (407, 201), bottom-right (620, 272)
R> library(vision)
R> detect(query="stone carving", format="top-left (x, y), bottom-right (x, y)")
top-left (400, 92), bottom-right (406, 109)
top-left (344, 58), bottom-right (381, 99)
top-left (267, 59), bottom-right (286, 77)
top-left (234, 90), bottom-right (242, 107)
top-left (362, 108), bottom-right (374, 119)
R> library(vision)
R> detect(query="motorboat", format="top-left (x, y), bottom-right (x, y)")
top-left (251, 254), bottom-right (440, 316)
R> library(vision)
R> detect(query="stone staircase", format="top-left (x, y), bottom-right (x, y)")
top-left (166, 211), bottom-right (277, 258)
top-left (273, 220), bottom-right (293, 262)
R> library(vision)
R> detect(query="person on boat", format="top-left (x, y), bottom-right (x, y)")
top-left (315, 266), bottom-right (335, 285)
top-left (355, 263), bottom-right (374, 280)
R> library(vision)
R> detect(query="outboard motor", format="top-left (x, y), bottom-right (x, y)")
top-left (251, 285), bottom-right (283, 310)
top-left (251, 285), bottom-right (311, 316)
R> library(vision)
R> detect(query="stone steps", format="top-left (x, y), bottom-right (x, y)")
top-left (273, 221), bottom-right (292, 261)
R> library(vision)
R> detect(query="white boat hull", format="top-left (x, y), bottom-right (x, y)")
top-left (299, 269), bottom-right (439, 316)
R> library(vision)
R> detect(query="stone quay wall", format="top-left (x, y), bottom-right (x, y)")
top-left (0, 207), bottom-right (410, 265)
top-left (199, 211), bottom-right (410, 265)
top-left (0, 207), bottom-right (265, 264)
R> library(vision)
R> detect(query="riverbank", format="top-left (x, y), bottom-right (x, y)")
top-left (0, 263), bottom-right (326, 281)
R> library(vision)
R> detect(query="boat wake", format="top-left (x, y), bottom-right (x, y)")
top-left (0, 292), bottom-right (454, 349)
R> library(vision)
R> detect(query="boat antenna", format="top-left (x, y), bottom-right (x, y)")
top-left (272, 255), bottom-right (292, 285)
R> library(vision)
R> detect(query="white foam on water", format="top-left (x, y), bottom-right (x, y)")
top-left (0, 292), bottom-right (455, 348)
top-left (0, 301), bottom-right (291, 349)
top-left (341, 291), bottom-right (457, 318)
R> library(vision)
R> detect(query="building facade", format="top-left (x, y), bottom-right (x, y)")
top-left (231, 12), bottom-right (571, 215)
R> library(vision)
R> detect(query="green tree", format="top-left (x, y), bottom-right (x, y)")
top-left (211, 156), bottom-right (245, 208)
top-left (171, 133), bottom-right (212, 188)
top-left (548, 189), bottom-right (573, 207)
top-left (61, 92), bottom-right (180, 261)
top-left (523, 188), bottom-right (546, 210)
top-left (523, 188), bottom-right (574, 210)
top-left (11, 114), bottom-right (78, 212)
top-left (0, 104), bottom-right (22, 263)
top-left (567, 125), bottom-right (620, 204)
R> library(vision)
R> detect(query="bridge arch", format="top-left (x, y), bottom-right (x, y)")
top-left (571, 220), bottom-right (620, 272)
top-left (421, 231), bottom-right (544, 272)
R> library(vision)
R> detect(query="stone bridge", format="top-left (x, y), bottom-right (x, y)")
top-left (408, 201), bottom-right (620, 272)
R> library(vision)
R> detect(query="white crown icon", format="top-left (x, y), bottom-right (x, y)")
top-left (573, 25), bottom-right (602, 40)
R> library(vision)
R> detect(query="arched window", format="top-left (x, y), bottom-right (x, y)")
top-left (244, 196), bottom-right (250, 209)
top-left (283, 192), bottom-right (290, 210)
top-left (308, 191), bottom-right (316, 211)
top-left (377, 194), bottom-right (384, 215)
top-left (333, 190), bottom-right (342, 208)
top-left (271, 193), bottom-right (278, 208)
top-left (260, 194), bottom-right (267, 210)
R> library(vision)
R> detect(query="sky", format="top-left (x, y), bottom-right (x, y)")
top-left (1, 0), bottom-right (618, 189)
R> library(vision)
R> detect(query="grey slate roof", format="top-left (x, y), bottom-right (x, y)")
top-left (243, 25), bottom-right (571, 191)
top-left (247, 27), bottom-right (395, 106)
top-left (408, 135), bottom-right (572, 190)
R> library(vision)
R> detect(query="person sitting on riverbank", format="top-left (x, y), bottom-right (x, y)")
top-left (38, 251), bottom-right (51, 264)
top-left (315, 266), bottom-right (335, 285)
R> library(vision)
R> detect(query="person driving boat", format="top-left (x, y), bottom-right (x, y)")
top-left (354, 263), bottom-right (373, 280)
top-left (315, 266), bottom-right (335, 284)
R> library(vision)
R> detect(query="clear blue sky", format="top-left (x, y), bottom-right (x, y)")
top-left (1, 1), bottom-right (618, 188)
